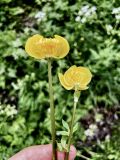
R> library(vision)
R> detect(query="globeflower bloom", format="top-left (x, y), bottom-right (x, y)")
top-left (25, 34), bottom-right (69, 59)
top-left (59, 65), bottom-right (92, 91)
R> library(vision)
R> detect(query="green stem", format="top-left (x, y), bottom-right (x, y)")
top-left (48, 58), bottom-right (57, 160)
top-left (78, 154), bottom-right (90, 160)
top-left (65, 91), bottom-right (80, 160)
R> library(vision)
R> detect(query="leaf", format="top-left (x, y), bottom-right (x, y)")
top-left (90, 49), bottom-right (99, 59)
top-left (108, 154), bottom-right (115, 159)
top-left (73, 123), bottom-right (79, 133)
top-left (57, 131), bottom-right (69, 136)
top-left (9, 7), bottom-right (24, 16)
top-left (57, 143), bottom-right (63, 152)
top-left (62, 119), bottom-right (70, 131)
top-left (61, 137), bottom-right (66, 149)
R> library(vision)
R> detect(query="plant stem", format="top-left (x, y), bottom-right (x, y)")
top-left (48, 58), bottom-right (57, 160)
top-left (65, 91), bottom-right (80, 160)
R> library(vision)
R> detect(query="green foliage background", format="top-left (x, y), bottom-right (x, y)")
top-left (0, 0), bottom-right (120, 159)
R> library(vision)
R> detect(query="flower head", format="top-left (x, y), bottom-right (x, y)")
top-left (76, 5), bottom-right (97, 23)
top-left (25, 34), bottom-right (69, 59)
top-left (58, 65), bottom-right (92, 91)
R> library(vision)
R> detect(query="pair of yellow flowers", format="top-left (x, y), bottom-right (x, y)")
top-left (25, 34), bottom-right (92, 90)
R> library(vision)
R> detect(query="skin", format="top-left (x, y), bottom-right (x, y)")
top-left (9, 144), bottom-right (76, 160)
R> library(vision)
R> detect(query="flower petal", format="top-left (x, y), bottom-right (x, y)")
top-left (25, 34), bottom-right (45, 59)
top-left (58, 73), bottom-right (74, 90)
top-left (77, 67), bottom-right (92, 85)
top-left (64, 65), bottom-right (77, 86)
top-left (58, 66), bottom-right (92, 91)
top-left (25, 34), bottom-right (69, 59)
top-left (52, 35), bottom-right (70, 58)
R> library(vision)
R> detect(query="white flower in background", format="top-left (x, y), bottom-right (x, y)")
top-left (81, 17), bottom-right (87, 23)
top-left (89, 124), bottom-right (98, 130)
top-left (105, 135), bottom-right (110, 142)
top-left (5, 105), bottom-right (18, 118)
top-left (84, 124), bottom-right (98, 137)
top-left (106, 24), bottom-right (113, 31)
top-left (35, 11), bottom-right (46, 21)
top-left (75, 5), bottom-right (97, 23)
top-left (115, 14), bottom-right (120, 20)
top-left (84, 11), bottom-right (91, 17)
top-left (0, 104), bottom-right (17, 118)
top-left (112, 7), bottom-right (120, 14)
top-left (91, 6), bottom-right (97, 12)
top-left (80, 5), bottom-right (89, 14)
top-left (95, 113), bottom-right (103, 122)
top-left (112, 7), bottom-right (120, 21)
top-left (84, 129), bottom-right (94, 137)
top-left (75, 16), bottom-right (81, 22)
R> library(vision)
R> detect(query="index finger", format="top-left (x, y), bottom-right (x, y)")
top-left (9, 144), bottom-right (76, 160)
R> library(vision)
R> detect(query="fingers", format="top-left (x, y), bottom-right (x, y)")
top-left (9, 144), bottom-right (52, 160)
top-left (9, 144), bottom-right (76, 160)
top-left (57, 145), bottom-right (76, 160)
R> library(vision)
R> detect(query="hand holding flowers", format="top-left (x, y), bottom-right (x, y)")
top-left (25, 34), bottom-right (92, 160)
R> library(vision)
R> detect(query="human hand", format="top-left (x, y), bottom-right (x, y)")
top-left (9, 144), bottom-right (76, 160)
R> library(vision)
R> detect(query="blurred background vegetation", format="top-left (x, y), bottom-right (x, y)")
top-left (0, 0), bottom-right (120, 159)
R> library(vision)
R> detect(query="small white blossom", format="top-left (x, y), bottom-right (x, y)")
top-left (0, 104), bottom-right (17, 118)
top-left (84, 124), bottom-right (98, 137)
top-left (112, 7), bottom-right (120, 21)
top-left (35, 11), bottom-right (46, 21)
top-left (106, 24), bottom-right (113, 31)
top-left (115, 14), bottom-right (120, 20)
top-left (84, 129), bottom-right (94, 137)
top-left (76, 5), bottom-right (97, 23)
top-left (5, 105), bottom-right (18, 118)
top-left (95, 113), bottom-right (103, 122)
top-left (81, 17), bottom-right (87, 23)
top-left (112, 7), bottom-right (120, 14)
top-left (114, 114), bottom-right (118, 120)
top-left (89, 124), bottom-right (97, 130)
top-left (81, 5), bottom-right (89, 13)
top-left (75, 16), bottom-right (81, 22)
top-left (84, 11), bottom-right (91, 17)
top-left (91, 6), bottom-right (97, 12)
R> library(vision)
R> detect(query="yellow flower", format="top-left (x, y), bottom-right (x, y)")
top-left (58, 65), bottom-right (92, 91)
top-left (25, 34), bottom-right (70, 59)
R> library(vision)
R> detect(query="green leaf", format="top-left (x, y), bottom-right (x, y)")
top-left (108, 155), bottom-right (115, 159)
top-left (90, 49), bottom-right (99, 59)
top-left (9, 7), bottom-right (24, 15)
top-left (57, 143), bottom-right (63, 152)
top-left (61, 137), bottom-right (66, 149)
top-left (57, 131), bottom-right (69, 136)
top-left (62, 119), bottom-right (70, 131)
top-left (73, 123), bottom-right (79, 133)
